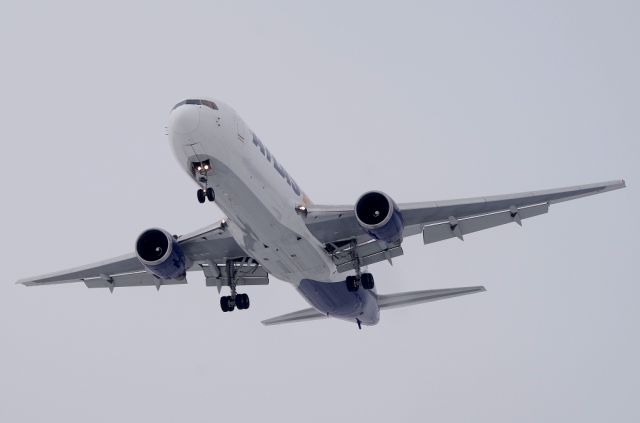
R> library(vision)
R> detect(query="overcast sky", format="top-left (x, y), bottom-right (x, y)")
top-left (1, 1), bottom-right (638, 422)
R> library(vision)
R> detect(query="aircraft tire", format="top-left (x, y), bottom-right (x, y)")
top-left (197, 189), bottom-right (206, 203)
top-left (361, 273), bottom-right (374, 290)
top-left (236, 293), bottom-right (250, 310)
top-left (346, 276), bottom-right (359, 292)
top-left (206, 187), bottom-right (215, 202)
top-left (220, 296), bottom-right (235, 312)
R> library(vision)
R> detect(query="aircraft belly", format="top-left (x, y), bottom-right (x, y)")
top-left (209, 158), bottom-right (333, 283)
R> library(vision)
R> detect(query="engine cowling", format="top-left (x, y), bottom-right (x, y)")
top-left (135, 228), bottom-right (187, 280)
top-left (355, 191), bottom-right (404, 243)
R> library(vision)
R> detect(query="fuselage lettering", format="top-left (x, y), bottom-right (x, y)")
top-left (252, 133), bottom-right (301, 196)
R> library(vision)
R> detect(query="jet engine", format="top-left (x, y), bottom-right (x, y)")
top-left (135, 228), bottom-right (187, 280)
top-left (355, 191), bottom-right (404, 243)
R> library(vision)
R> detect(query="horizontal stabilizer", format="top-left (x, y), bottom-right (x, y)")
top-left (377, 286), bottom-right (486, 310)
top-left (261, 307), bottom-right (327, 326)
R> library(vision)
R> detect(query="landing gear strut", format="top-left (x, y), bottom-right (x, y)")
top-left (219, 259), bottom-right (250, 312)
top-left (345, 240), bottom-right (375, 292)
top-left (193, 160), bottom-right (214, 204)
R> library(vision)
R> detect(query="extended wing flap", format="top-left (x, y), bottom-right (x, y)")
top-left (335, 244), bottom-right (404, 273)
top-left (422, 202), bottom-right (548, 244)
top-left (201, 261), bottom-right (270, 288)
top-left (83, 272), bottom-right (186, 289)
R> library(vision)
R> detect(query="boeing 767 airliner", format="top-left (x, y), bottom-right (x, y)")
top-left (18, 99), bottom-right (626, 328)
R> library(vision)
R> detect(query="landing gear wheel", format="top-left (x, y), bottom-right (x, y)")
top-left (206, 187), bottom-right (215, 202)
top-left (236, 293), bottom-right (250, 310)
top-left (244, 294), bottom-right (250, 310)
top-left (236, 294), bottom-right (244, 310)
top-left (220, 296), bottom-right (235, 312)
top-left (361, 273), bottom-right (374, 290)
top-left (346, 276), bottom-right (360, 292)
top-left (197, 189), bottom-right (206, 204)
top-left (220, 296), bottom-right (228, 312)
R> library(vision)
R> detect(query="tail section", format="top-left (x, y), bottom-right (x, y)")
top-left (261, 285), bottom-right (486, 326)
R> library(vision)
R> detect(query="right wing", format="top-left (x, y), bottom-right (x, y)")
top-left (17, 220), bottom-right (268, 290)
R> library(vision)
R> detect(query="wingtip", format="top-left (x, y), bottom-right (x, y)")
top-left (468, 285), bottom-right (487, 294)
top-left (599, 179), bottom-right (627, 192)
top-left (613, 179), bottom-right (626, 189)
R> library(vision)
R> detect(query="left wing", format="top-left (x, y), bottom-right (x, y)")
top-left (17, 220), bottom-right (268, 290)
top-left (303, 180), bottom-right (626, 272)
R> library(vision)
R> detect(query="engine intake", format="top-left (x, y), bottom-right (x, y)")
top-left (135, 228), bottom-right (187, 280)
top-left (355, 191), bottom-right (404, 243)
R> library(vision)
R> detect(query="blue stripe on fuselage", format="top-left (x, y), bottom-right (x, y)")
top-left (298, 279), bottom-right (380, 326)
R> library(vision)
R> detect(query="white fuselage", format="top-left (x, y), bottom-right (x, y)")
top-left (168, 100), bottom-right (341, 287)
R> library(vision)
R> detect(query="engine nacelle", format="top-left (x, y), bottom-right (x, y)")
top-left (355, 191), bottom-right (404, 243)
top-left (135, 228), bottom-right (187, 280)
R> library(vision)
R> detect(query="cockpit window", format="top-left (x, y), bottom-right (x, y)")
top-left (172, 99), bottom-right (218, 111)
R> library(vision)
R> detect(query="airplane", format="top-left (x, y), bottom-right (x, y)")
top-left (18, 98), bottom-right (626, 328)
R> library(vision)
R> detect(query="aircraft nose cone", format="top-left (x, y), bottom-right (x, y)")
top-left (169, 105), bottom-right (200, 134)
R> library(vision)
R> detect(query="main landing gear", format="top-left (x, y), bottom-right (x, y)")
top-left (219, 259), bottom-right (250, 312)
top-left (220, 293), bottom-right (250, 312)
top-left (346, 272), bottom-right (374, 292)
top-left (345, 240), bottom-right (375, 292)
top-left (197, 187), bottom-right (215, 204)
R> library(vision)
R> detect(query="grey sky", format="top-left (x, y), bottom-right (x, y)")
top-left (1, 1), bottom-right (638, 422)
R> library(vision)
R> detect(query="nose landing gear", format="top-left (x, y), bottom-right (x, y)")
top-left (192, 160), bottom-right (215, 204)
